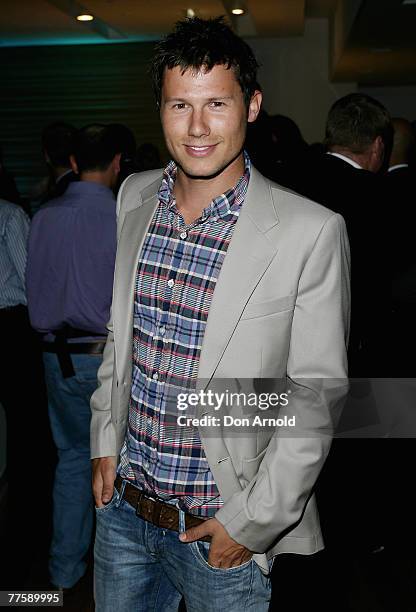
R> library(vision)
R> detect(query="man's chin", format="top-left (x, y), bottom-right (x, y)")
top-left (179, 165), bottom-right (227, 181)
top-left (176, 151), bottom-right (243, 181)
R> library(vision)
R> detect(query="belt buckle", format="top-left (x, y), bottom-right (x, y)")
top-left (135, 491), bottom-right (161, 527)
top-left (152, 500), bottom-right (162, 525)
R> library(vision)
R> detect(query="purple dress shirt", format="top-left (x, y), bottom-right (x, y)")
top-left (26, 181), bottom-right (117, 336)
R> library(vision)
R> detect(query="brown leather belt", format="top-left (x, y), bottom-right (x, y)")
top-left (115, 475), bottom-right (211, 542)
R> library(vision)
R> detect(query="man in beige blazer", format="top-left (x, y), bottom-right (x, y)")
top-left (90, 16), bottom-right (350, 612)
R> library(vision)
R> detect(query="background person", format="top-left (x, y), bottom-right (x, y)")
top-left (26, 124), bottom-right (120, 590)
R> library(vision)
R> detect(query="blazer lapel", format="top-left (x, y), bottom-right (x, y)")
top-left (113, 166), bottom-right (280, 386)
top-left (197, 167), bottom-right (280, 385)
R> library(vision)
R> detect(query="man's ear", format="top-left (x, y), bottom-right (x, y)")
top-left (372, 136), bottom-right (385, 168)
top-left (247, 90), bottom-right (262, 124)
top-left (374, 135), bottom-right (384, 154)
top-left (69, 155), bottom-right (79, 174)
top-left (113, 152), bottom-right (122, 175)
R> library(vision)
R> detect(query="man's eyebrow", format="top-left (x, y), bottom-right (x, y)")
top-left (207, 96), bottom-right (233, 101)
top-left (163, 96), bottom-right (234, 103)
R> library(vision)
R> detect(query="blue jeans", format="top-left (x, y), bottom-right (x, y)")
top-left (44, 352), bottom-right (102, 588)
top-left (94, 484), bottom-right (272, 612)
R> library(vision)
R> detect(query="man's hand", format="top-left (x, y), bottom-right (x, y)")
top-left (92, 456), bottom-right (117, 508)
top-left (179, 517), bottom-right (253, 568)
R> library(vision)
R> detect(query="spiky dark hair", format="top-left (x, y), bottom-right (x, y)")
top-left (151, 16), bottom-right (259, 108)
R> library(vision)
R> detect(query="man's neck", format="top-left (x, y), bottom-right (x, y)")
top-left (79, 171), bottom-right (112, 189)
top-left (173, 154), bottom-right (245, 225)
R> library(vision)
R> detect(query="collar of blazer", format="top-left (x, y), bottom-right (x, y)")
top-left (112, 165), bottom-right (280, 387)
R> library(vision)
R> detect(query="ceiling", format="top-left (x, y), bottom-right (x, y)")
top-left (0, 0), bottom-right (415, 84)
top-left (331, 0), bottom-right (416, 85)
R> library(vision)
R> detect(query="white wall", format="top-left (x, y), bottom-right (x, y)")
top-left (358, 85), bottom-right (416, 121)
top-left (247, 19), bottom-right (357, 143)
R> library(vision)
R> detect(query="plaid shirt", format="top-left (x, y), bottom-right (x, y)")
top-left (118, 154), bottom-right (251, 516)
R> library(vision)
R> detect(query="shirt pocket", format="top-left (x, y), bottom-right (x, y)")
top-left (240, 295), bottom-right (296, 320)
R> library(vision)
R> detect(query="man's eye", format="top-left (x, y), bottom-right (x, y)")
top-left (211, 101), bottom-right (225, 108)
top-left (174, 103), bottom-right (187, 110)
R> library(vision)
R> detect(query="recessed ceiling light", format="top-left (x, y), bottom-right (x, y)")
top-left (76, 14), bottom-right (94, 22)
top-left (230, 0), bottom-right (246, 15)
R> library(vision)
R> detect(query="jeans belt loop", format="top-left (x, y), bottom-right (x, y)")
top-left (116, 479), bottom-right (127, 508)
top-left (135, 492), bottom-right (145, 519)
top-left (55, 332), bottom-right (75, 379)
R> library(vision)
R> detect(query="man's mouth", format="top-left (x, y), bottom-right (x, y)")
top-left (184, 144), bottom-right (217, 157)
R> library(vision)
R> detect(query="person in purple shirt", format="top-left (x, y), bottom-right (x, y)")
top-left (26, 124), bottom-right (121, 590)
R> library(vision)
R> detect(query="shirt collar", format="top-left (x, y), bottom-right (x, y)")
top-left (158, 152), bottom-right (251, 221)
top-left (56, 168), bottom-right (73, 184)
top-left (65, 180), bottom-right (115, 198)
top-left (388, 163), bottom-right (409, 172)
top-left (327, 151), bottom-right (363, 170)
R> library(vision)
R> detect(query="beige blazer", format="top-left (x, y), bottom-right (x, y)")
top-left (90, 166), bottom-right (350, 573)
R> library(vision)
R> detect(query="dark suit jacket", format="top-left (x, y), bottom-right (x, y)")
top-left (285, 153), bottom-right (388, 377)
top-left (287, 154), bottom-right (402, 550)
top-left (386, 166), bottom-right (416, 301)
top-left (385, 166), bottom-right (416, 376)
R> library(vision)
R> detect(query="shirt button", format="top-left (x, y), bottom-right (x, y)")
top-left (152, 372), bottom-right (159, 381)
top-left (159, 326), bottom-right (166, 336)
top-left (180, 231), bottom-right (187, 240)
top-left (167, 279), bottom-right (175, 288)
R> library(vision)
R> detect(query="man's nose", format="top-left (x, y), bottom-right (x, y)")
top-left (188, 110), bottom-right (210, 138)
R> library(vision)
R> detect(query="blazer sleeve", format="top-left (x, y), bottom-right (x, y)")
top-left (214, 212), bottom-right (351, 553)
top-left (90, 317), bottom-right (117, 459)
top-left (89, 176), bottom-right (133, 459)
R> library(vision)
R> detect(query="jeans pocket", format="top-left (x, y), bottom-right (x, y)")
top-left (190, 540), bottom-right (253, 573)
top-left (95, 488), bottom-right (119, 513)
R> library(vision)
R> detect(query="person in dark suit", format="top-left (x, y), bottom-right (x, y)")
top-left (387, 118), bottom-right (416, 376)
top-left (292, 93), bottom-right (392, 376)
top-left (289, 95), bottom-right (395, 565)
top-left (40, 122), bottom-right (78, 205)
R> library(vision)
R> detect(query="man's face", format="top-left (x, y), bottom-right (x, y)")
top-left (160, 64), bottom-right (261, 179)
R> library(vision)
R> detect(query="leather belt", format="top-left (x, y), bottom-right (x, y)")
top-left (115, 475), bottom-right (212, 542)
top-left (41, 341), bottom-right (106, 355)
